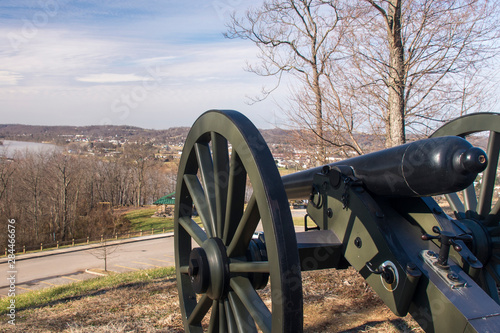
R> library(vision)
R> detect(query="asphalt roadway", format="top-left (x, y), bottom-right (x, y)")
top-left (0, 209), bottom-right (307, 297)
top-left (0, 233), bottom-right (175, 297)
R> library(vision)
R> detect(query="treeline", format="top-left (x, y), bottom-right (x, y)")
top-left (0, 147), bottom-right (177, 250)
top-left (0, 124), bottom-right (190, 146)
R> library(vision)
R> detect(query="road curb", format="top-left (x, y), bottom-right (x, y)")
top-left (0, 232), bottom-right (174, 263)
top-left (85, 269), bottom-right (109, 277)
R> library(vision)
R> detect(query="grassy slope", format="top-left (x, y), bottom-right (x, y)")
top-left (123, 206), bottom-right (306, 232)
top-left (0, 267), bottom-right (175, 316)
top-left (122, 207), bottom-right (174, 231)
top-left (0, 267), bottom-right (422, 332)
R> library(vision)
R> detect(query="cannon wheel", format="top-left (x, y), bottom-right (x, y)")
top-left (431, 112), bottom-right (500, 304)
top-left (174, 110), bottom-right (302, 332)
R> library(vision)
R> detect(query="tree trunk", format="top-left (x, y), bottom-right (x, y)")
top-left (385, 0), bottom-right (405, 147)
top-left (312, 65), bottom-right (325, 164)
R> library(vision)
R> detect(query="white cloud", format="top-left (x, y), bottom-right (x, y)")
top-left (133, 56), bottom-right (177, 67)
top-left (76, 73), bottom-right (154, 83)
top-left (0, 71), bottom-right (23, 85)
top-left (0, 1), bottom-right (284, 129)
top-left (0, 29), bottom-right (126, 76)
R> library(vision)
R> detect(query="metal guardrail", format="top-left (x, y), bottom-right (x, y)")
top-left (3, 227), bottom-right (169, 256)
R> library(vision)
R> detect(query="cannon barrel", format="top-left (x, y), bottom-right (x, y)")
top-left (282, 136), bottom-right (487, 199)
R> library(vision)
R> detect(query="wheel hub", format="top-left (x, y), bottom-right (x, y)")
top-left (459, 218), bottom-right (493, 265)
top-left (247, 232), bottom-right (269, 289)
top-left (188, 238), bottom-right (229, 300)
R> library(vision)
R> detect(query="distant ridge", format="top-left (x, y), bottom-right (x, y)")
top-left (0, 123), bottom-right (485, 154)
top-left (0, 124), bottom-right (191, 145)
top-left (0, 123), bottom-right (383, 149)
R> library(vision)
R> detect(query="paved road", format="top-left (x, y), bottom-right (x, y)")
top-left (0, 210), bottom-right (309, 297)
top-left (0, 234), bottom-right (175, 297)
top-left (291, 208), bottom-right (307, 218)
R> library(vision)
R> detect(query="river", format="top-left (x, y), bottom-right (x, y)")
top-left (0, 140), bottom-right (60, 158)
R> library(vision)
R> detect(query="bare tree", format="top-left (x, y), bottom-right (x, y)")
top-left (0, 155), bottom-right (14, 203)
top-left (17, 151), bottom-right (49, 242)
top-left (226, 0), bottom-right (359, 163)
top-left (89, 239), bottom-right (120, 272)
top-left (228, 0), bottom-right (500, 151)
top-left (47, 153), bottom-right (77, 241)
top-left (350, 0), bottom-right (500, 146)
top-left (123, 144), bottom-right (155, 206)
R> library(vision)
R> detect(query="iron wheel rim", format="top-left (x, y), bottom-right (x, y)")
top-left (174, 110), bottom-right (303, 332)
top-left (431, 112), bottom-right (500, 304)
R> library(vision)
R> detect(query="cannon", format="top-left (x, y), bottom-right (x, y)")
top-left (174, 110), bottom-right (500, 332)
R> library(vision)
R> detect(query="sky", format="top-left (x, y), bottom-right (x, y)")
top-left (0, 0), bottom-right (285, 129)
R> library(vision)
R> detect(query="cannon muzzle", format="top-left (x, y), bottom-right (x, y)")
top-left (282, 136), bottom-right (487, 199)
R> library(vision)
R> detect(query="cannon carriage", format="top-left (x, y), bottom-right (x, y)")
top-left (174, 110), bottom-right (500, 332)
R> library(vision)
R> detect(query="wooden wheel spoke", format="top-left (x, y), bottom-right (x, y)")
top-left (230, 277), bottom-right (272, 333)
top-left (223, 151), bottom-right (247, 244)
top-left (227, 194), bottom-right (260, 257)
top-left (175, 111), bottom-right (302, 333)
top-left (187, 294), bottom-right (212, 326)
top-left (224, 298), bottom-right (238, 333)
top-left (195, 142), bottom-right (217, 236)
top-left (485, 200), bottom-right (500, 226)
top-left (478, 131), bottom-right (500, 218)
top-left (463, 184), bottom-right (477, 212)
top-left (212, 132), bottom-right (230, 238)
top-left (229, 261), bottom-right (270, 273)
top-left (218, 301), bottom-right (227, 333)
top-left (228, 292), bottom-right (258, 333)
top-left (184, 174), bottom-right (214, 238)
top-left (208, 300), bottom-right (220, 333)
top-left (178, 216), bottom-right (207, 246)
top-left (445, 193), bottom-right (465, 216)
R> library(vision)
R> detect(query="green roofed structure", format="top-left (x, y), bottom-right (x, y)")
top-left (153, 192), bottom-right (175, 216)
top-left (153, 192), bottom-right (175, 205)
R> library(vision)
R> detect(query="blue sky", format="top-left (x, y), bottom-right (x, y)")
top-left (0, 0), bottom-right (283, 129)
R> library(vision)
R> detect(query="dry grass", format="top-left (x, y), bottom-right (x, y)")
top-left (1, 268), bottom-right (423, 333)
top-left (301, 269), bottom-right (422, 332)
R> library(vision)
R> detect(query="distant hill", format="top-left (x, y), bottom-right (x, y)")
top-left (0, 124), bottom-right (383, 152)
top-left (0, 123), bottom-right (487, 155)
top-left (0, 124), bottom-right (191, 146)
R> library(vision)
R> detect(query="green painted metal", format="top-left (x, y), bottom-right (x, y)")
top-left (153, 192), bottom-right (175, 205)
top-left (306, 170), bottom-right (422, 317)
top-left (298, 113), bottom-right (500, 332)
top-left (305, 166), bottom-right (500, 332)
top-left (430, 112), bottom-right (500, 305)
top-left (174, 110), bottom-right (500, 333)
top-left (174, 110), bottom-right (302, 332)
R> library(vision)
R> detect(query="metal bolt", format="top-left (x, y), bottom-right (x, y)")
top-left (467, 255), bottom-right (477, 263)
top-left (327, 208), bottom-right (333, 218)
top-left (354, 237), bottom-right (362, 248)
top-left (447, 272), bottom-right (460, 282)
top-left (426, 250), bottom-right (437, 258)
top-left (406, 262), bottom-right (417, 271)
top-left (432, 208), bottom-right (442, 215)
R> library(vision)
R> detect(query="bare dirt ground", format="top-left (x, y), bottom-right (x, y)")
top-left (1, 267), bottom-right (423, 333)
